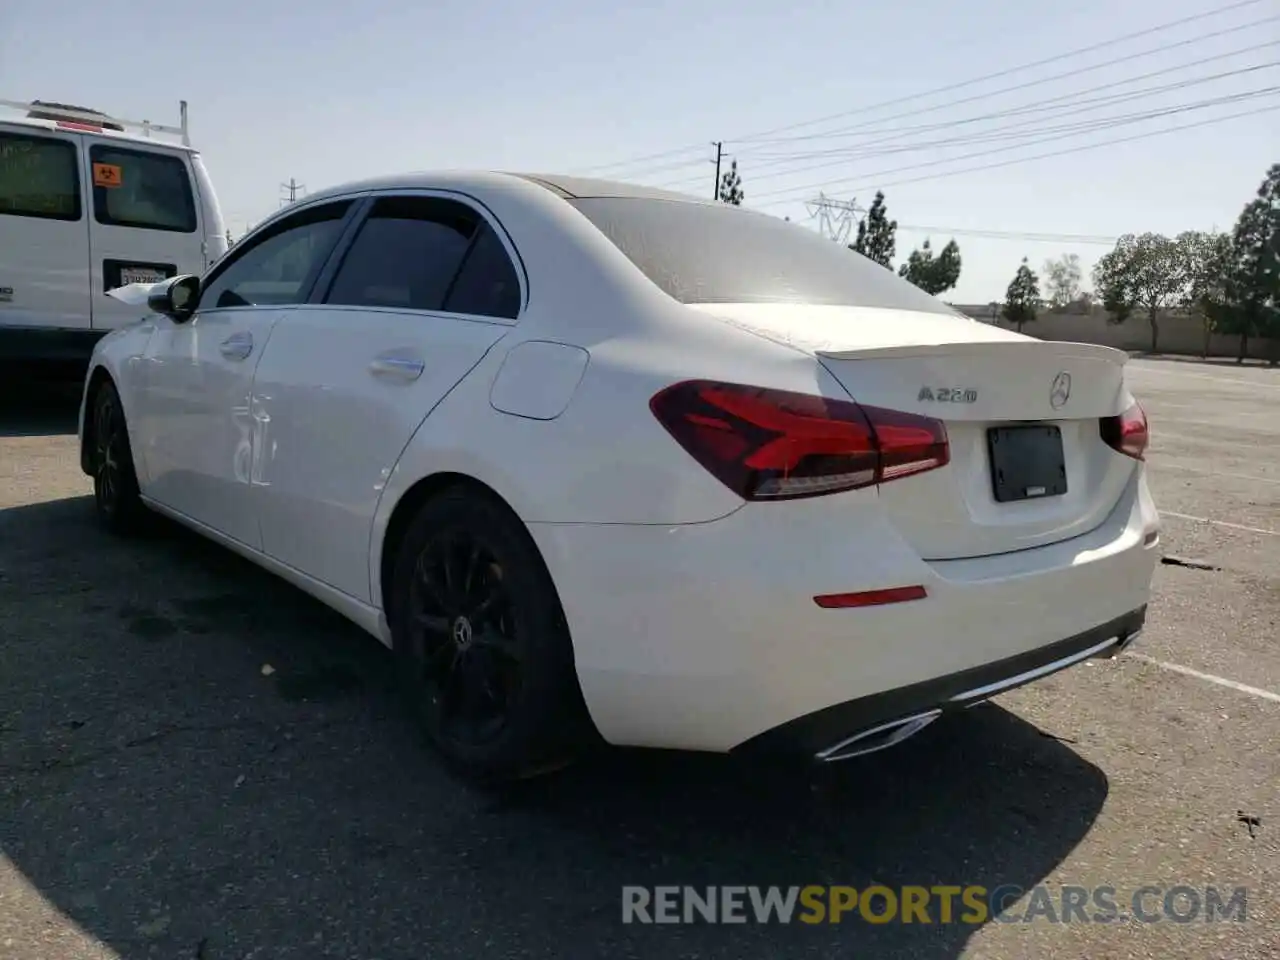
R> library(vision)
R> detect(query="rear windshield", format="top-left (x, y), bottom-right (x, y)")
top-left (570, 197), bottom-right (958, 315)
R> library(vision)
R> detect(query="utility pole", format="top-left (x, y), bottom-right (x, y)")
top-left (279, 178), bottom-right (306, 206)
top-left (712, 142), bottom-right (723, 200)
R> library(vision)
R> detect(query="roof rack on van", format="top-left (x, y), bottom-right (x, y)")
top-left (0, 98), bottom-right (190, 146)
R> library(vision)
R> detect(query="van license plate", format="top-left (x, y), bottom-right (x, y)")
top-left (120, 267), bottom-right (166, 285)
top-left (987, 425), bottom-right (1067, 503)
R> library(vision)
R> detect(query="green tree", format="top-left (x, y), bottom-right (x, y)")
top-left (1002, 258), bottom-right (1041, 332)
top-left (849, 191), bottom-right (896, 268)
top-left (1220, 162), bottom-right (1280, 364)
top-left (1178, 230), bottom-right (1234, 358)
top-left (718, 159), bottom-right (744, 205)
top-left (898, 238), bottom-right (962, 295)
top-left (1042, 253), bottom-right (1083, 310)
top-left (1091, 232), bottom-right (1184, 353)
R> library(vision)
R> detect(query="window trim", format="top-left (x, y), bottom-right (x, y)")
top-left (0, 129), bottom-right (83, 222)
top-left (304, 188), bottom-right (528, 324)
top-left (88, 143), bottom-right (198, 234)
top-left (194, 198), bottom-right (361, 314)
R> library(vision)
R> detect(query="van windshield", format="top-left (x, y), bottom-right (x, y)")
top-left (569, 197), bottom-right (958, 316)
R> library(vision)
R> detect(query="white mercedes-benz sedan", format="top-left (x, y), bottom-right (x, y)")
top-left (78, 172), bottom-right (1159, 781)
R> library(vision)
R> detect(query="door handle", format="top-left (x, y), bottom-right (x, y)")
top-left (369, 354), bottom-right (425, 381)
top-left (219, 332), bottom-right (253, 361)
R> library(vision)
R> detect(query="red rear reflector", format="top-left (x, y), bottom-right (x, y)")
top-left (814, 585), bottom-right (928, 608)
top-left (1100, 400), bottom-right (1149, 461)
top-left (649, 380), bottom-right (949, 501)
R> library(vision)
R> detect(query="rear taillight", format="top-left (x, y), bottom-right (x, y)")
top-left (649, 380), bottom-right (949, 501)
top-left (1100, 400), bottom-right (1149, 461)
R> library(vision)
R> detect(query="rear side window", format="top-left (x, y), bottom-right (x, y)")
top-left (0, 132), bottom-right (80, 221)
top-left (325, 196), bottom-right (479, 311)
top-left (199, 201), bottom-right (351, 308)
top-left (570, 197), bottom-right (958, 316)
top-left (89, 144), bottom-right (196, 233)
top-left (443, 223), bottom-right (522, 319)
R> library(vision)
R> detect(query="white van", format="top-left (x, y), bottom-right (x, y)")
top-left (0, 98), bottom-right (228, 365)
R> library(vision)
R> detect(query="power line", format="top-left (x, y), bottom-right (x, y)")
top-left (730, 0), bottom-right (1269, 144)
top-left (739, 50), bottom-right (1280, 161)
top-left (747, 87), bottom-right (1279, 203)
top-left (650, 57), bottom-right (1278, 190)
top-left (750, 101), bottom-right (1280, 209)
top-left (570, 0), bottom-right (1266, 176)
top-left (894, 225), bottom-right (1119, 244)
top-left (729, 17), bottom-right (1278, 151)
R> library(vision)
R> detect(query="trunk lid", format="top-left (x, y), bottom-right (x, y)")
top-left (690, 303), bottom-right (1137, 560)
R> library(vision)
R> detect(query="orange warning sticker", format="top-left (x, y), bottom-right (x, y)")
top-left (92, 162), bottom-right (123, 188)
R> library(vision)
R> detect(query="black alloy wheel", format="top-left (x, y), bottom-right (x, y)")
top-left (407, 531), bottom-right (522, 748)
top-left (91, 382), bottom-right (144, 534)
top-left (390, 488), bottom-right (594, 782)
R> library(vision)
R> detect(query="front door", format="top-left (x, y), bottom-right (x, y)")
top-left (134, 199), bottom-right (357, 547)
top-left (251, 193), bottom-right (523, 602)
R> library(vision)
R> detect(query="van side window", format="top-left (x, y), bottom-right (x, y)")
top-left (89, 144), bottom-right (196, 233)
top-left (0, 132), bottom-right (81, 221)
top-left (198, 201), bottom-right (352, 309)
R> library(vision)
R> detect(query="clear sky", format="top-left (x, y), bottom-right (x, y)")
top-left (2, 0), bottom-right (1276, 303)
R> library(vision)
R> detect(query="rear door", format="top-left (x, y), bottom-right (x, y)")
top-left (83, 139), bottom-right (204, 330)
top-left (250, 192), bottom-right (522, 602)
top-left (0, 125), bottom-right (90, 332)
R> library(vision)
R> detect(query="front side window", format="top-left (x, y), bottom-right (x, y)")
top-left (198, 202), bottom-right (351, 309)
top-left (324, 196), bottom-right (480, 311)
top-left (0, 131), bottom-right (80, 221)
top-left (90, 144), bottom-right (197, 233)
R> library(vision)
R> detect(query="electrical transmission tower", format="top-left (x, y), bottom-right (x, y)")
top-left (279, 178), bottom-right (306, 206)
top-left (805, 193), bottom-right (862, 244)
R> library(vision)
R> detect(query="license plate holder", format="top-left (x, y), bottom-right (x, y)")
top-left (103, 259), bottom-right (176, 291)
top-left (987, 424), bottom-right (1067, 503)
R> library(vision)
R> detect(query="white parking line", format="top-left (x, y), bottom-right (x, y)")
top-left (1126, 366), bottom-right (1280, 389)
top-left (1124, 652), bottom-right (1280, 704)
top-left (1152, 464), bottom-right (1280, 485)
top-left (1161, 510), bottom-right (1279, 536)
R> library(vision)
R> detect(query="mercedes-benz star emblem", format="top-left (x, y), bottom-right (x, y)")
top-left (451, 615), bottom-right (473, 649)
top-left (1049, 371), bottom-right (1072, 410)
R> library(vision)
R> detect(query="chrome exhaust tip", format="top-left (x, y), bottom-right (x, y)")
top-left (814, 709), bottom-right (942, 763)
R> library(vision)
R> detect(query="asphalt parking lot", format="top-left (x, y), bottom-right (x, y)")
top-left (1, 357), bottom-right (1276, 960)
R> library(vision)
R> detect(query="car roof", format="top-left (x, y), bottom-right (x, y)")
top-left (297, 170), bottom-right (712, 206)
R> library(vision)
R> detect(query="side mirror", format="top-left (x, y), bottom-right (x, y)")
top-left (147, 275), bottom-right (201, 322)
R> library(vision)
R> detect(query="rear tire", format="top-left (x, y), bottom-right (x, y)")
top-left (90, 381), bottom-right (146, 536)
top-left (388, 487), bottom-right (594, 784)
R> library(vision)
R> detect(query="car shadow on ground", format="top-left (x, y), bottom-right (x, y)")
top-left (0, 492), bottom-right (1111, 960)
top-left (0, 374), bottom-right (83, 438)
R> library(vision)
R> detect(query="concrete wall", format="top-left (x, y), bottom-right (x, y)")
top-left (952, 305), bottom-right (1280, 362)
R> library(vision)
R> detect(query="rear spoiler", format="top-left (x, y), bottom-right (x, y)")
top-left (816, 340), bottom-right (1129, 364)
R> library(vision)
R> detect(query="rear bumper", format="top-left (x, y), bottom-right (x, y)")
top-left (528, 470), bottom-right (1160, 753)
top-left (735, 606), bottom-right (1146, 761)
